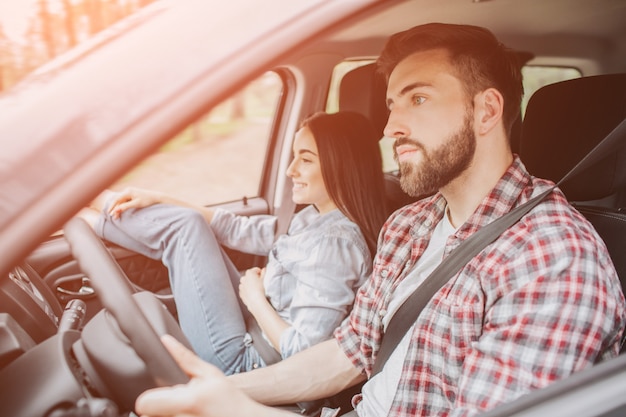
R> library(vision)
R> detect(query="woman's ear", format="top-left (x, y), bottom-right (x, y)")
top-left (474, 88), bottom-right (504, 136)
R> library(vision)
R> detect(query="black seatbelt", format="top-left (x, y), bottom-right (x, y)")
top-left (371, 117), bottom-right (626, 377)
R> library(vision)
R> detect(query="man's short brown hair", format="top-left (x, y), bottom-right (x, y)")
top-left (377, 23), bottom-right (524, 138)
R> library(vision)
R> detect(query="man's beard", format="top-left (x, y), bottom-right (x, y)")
top-left (395, 111), bottom-right (476, 198)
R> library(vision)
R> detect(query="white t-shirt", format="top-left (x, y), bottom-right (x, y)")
top-left (356, 212), bottom-right (456, 417)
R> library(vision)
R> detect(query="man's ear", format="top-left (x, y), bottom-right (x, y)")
top-left (474, 88), bottom-right (504, 136)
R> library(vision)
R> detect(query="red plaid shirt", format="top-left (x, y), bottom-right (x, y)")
top-left (335, 156), bottom-right (626, 416)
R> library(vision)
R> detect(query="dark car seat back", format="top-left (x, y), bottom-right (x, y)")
top-left (338, 63), bottom-right (389, 138)
top-left (519, 74), bottom-right (626, 295)
top-left (338, 63), bottom-right (419, 211)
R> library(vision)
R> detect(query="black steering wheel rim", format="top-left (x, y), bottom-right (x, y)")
top-left (63, 216), bottom-right (189, 387)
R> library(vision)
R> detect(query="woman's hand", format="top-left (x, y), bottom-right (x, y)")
top-left (135, 335), bottom-right (283, 417)
top-left (107, 187), bottom-right (165, 219)
top-left (239, 267), bottom-right (268, 312)
top-left (90, 187), bottom-right (217, 225)
top-left (239, 267), bottom-right (289, 352)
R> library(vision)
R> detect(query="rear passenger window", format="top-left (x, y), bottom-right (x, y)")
top-left (110, 71), bottom-right (284, 206)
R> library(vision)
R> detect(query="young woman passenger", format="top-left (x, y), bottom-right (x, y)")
top-left (90, 111), bottom-right (390, 375)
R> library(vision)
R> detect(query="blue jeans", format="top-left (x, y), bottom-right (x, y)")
top-left (94, 203), bottom-right (266, 374)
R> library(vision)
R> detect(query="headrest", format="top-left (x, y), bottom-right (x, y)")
top-left (338, 63), bottom-right (389, 138)
top-left (520, 74), bottom-right (626, 201)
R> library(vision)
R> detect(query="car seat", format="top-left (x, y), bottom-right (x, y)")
top-left (338, 62), bottom-right (420, 211)
top-left (519, 73), bottom-right (626, 295)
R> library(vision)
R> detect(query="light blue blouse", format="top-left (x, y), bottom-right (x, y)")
top-left (210, 205), bottom-right (372, 358)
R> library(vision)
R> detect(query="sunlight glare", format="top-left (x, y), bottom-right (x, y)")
top-left (0, 0), bottom-right (38, 43)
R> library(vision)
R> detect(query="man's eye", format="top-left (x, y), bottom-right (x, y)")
top-left (412, 95), bottom-right (426, 105)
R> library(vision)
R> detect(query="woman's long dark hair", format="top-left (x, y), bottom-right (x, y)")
top-left (301, 111), bottom-right (391, 256)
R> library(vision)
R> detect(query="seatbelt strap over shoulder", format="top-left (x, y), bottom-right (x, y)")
top-left (371, 188), bottom-right (553, 376)
top-left (371, 116), bottom-right (626, 377)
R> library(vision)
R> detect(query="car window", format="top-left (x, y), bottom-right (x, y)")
top-left (328, 61), bottom-right (582, 174)
top-left (0, 1), bottom-right (284, 208)
top-left (0, 0), bottom-right (159, 91)
top-left (109, 71), bottom-right (284, 207)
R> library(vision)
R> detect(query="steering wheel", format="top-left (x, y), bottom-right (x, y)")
top-left (63, 216), bottom-right (189, 387)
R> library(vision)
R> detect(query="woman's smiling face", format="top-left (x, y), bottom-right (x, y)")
top-left (286, 127), bottom-right (336, 214)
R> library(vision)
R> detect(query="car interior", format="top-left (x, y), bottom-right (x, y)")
top-left (0, 0), bottom-right (625, 416)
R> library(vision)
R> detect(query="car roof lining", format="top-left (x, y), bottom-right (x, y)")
top-left (307, 0), bottom-right (626, 74)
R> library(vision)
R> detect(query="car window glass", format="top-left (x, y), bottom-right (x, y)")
top-left (0, 2), bottom-right (284, 208)
top-left (110, 71), bottom-right (284, 206)
top-left (0, 0), bottom-right (159, 91)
